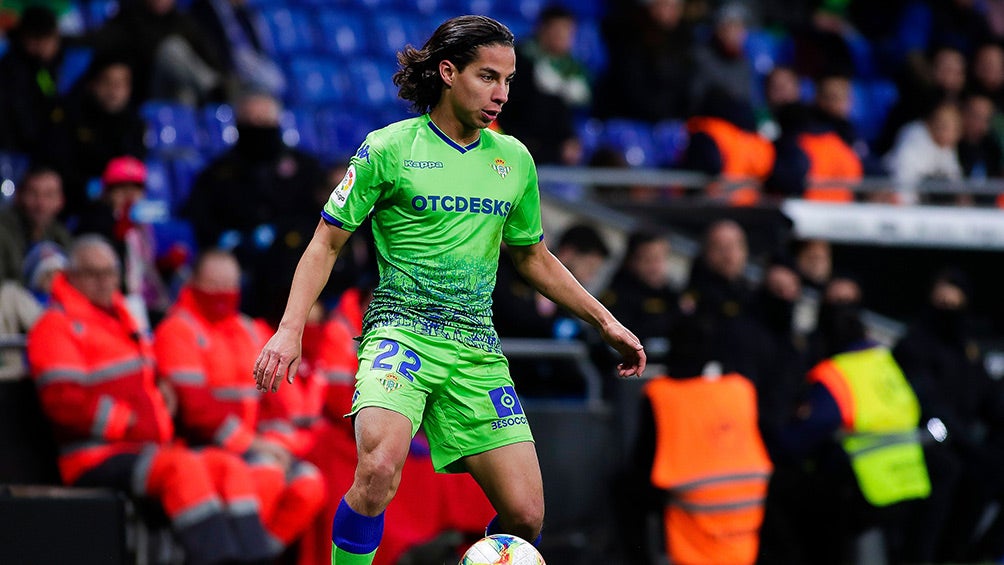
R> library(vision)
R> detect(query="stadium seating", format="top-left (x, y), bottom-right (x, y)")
top-left (575, 118), bottom-right (605, 162)
top-left (570, 18), bottom-right (607, 77)
top-left (253, 5), bottom-right (317, 56)
top-left (152, 218), bottom-right (198, 260)
top-left (200, 104), bottom-right (238, 157)
top-left (602, 119), bottom-right (659, 168)
top-left (84, 0), bottom-right (119, 30)
top-left (57, 46), bottom-right (93, 95)
top-left (140, 101), bottom-right (201, 156)
top-left (143, 158), bottom-right (173, 206)
top-left (851, 79), bottom-right (899, 143)
top-left (285, 57), bottom-right (347, 106)
top-left (368, 14), bottom-right (427, 58)
top-left (651, 120), bottom-right (690, 168)
top-left (315, 7), bottom-right (369, 58)
top-left (0, 151), bottom-right (30, 197)
top-left (744, 29), bottom-right (795, 77)
top-left (167, 155), bottom-right (207, 214)
top-left (281, 106), bottom-right (325, 156)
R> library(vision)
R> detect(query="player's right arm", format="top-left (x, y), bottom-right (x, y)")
top-left (254, 219), bottom-right (352, 393)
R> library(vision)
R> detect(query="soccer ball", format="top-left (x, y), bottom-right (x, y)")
top-left (459, 534), bottom-right (545, 565)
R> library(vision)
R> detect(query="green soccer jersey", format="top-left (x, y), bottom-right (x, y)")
top-left (322, 115), bottom-right (544, 354)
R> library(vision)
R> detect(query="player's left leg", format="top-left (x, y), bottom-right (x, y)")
top-left (463, 441), bottom-right (545, 544)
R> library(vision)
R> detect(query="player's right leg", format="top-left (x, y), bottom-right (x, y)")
top-left (334, 328), bottom-right (447, 564)
top-left (331, 406), bottom-right (413, 565)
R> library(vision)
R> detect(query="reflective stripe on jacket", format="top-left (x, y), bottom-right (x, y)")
top-left (645, 373), bottom-right (772, 565)
top-left (687, 117), bottom-right (776, 206)
top-left (798, 131), bottom-right (862, 202)
top-left (809, 346), bottom-right (931, 506)
top-left (153, 287), bottom-right (265, 453)
top-left (27, 273), bottom-right (173, 483)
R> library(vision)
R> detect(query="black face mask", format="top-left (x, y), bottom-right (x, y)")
top-left (236, 124), bottom-right (283, 160)
top-left (928, 305), bottom-right (969, 344)
top-left (817, 302), bottom-right (865, 356)
top-left (760, 291), bottom-right (795, 335)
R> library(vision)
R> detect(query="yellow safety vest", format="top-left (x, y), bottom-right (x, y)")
top-left (809, 347), bottom-right (931, 506)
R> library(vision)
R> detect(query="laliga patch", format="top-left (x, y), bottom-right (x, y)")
top-left (491, 158), bottom-right (511, 179)
top-left (330, 164), bottom-right (356, 208)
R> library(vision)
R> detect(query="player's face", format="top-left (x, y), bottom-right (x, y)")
top-left (443, 44), bottom-right (516, 133)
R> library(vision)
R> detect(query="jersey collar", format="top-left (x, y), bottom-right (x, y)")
top-left (426, 116), bottom-right (481, 154)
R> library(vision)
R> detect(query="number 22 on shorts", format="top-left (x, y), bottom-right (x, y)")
top-left (371, 339), bottom-right (422, 381)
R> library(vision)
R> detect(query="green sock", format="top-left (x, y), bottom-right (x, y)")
top-left (332, 544), bottom-right (377, 565)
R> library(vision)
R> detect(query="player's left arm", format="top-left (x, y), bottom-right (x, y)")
top-left (507, 241), bottom-right (646, 377)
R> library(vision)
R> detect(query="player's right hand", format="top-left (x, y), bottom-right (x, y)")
top-left (254, 327), bottom-right (302, 393)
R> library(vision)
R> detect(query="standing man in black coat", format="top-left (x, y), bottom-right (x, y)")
top-left (183, 92), bottom-right (326, 322)
top-left (893, 268), bottom-right (1004, 562)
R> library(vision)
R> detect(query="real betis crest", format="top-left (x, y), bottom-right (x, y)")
top-left (492, 158), bottom-right (511, 179)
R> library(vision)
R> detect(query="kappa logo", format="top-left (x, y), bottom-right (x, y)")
top-left (356, 144), bottom-right (371, 164)
top-left (491, 158), bottom-right (511, 179)
top-left (404, 159), bottom-right (444, 169)
top-left (330, 164), bottom-right (356, 208)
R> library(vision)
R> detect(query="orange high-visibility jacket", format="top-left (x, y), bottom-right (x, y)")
top-left (798, 131), bottom-right (862, 202)
top-left (153, 288), bottom-right (267, 453)
top-left (644, 374), bottom-right (773, 565)
top-left (27, 273), bottom-right (173, 484)
top-left (687, 117), bottom-right (776, 206)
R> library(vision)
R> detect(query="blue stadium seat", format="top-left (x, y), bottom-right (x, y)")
top-left (152, 218), bottom-right (198, 260)
top-left (286, 58), bottom-right (347, 106)
top-left (501, 18), bottom-right (533, 43)
top-left (85, 0), bottom-right (119, 31)
top-left (57, 46), bottom-right (92, 95)
top-left (846, 32), bottom-right (878, 79)
top-left (499, 0), bottom-right (544, 21)
top-left (744, 30), bottom-right (794, 77)
top-left (253, 6), bottom-right (317, 56)
top-left (0, 151), bottom-right (30, 204)
top-left (602, 119), bottom-right (657, 168)
top-left (169, 156), bottom-right (207, 214)
top-left (143, 158), bottom-right (173, 206)
top-left (575, 119), bottom-right (605, 162)
top-left (281, 108), bottom-right (324, 158)
top-left (200, 104), bottom-right (238, 157)
top-left (560, 0), bottom-right (606, 19)
top-left (799, 77), bottom-right (816, 103)
top-left (345, 61), bottom-right (395, 109)
top-left (318, 110), bottom-right (378, 162)
top-left (652, 120), bottom-right (689, 167)
top-left (852, 79), bottom-right (899, 143)
top-left (571, 18), bottom-right (607, 77)
top-left (140, 102), bottom-right (200, 155)
top-left (453, 0), bottom-right (495, 15)
top-left (368, 14), bottom-right (426, 58)
top-left (406, 0), bottom-right (447, 16)
top-left (315, 8), bottom-right (368, 58)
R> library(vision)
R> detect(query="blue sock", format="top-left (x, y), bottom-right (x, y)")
top-left (485, 514), bottom-right (542, 548)
top-left (331, 498), bottom-right (384, 555)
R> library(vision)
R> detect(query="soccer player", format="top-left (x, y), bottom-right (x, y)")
top-left (252, 15), bottom-right (646, 565)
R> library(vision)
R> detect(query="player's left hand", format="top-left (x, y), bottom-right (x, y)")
top-left (600, 321), bottom-right (646, 378)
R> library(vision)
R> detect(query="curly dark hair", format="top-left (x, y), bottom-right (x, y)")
top-left (393, 15), bottom-right (514, 114)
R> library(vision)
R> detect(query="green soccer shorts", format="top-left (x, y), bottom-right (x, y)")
top-left (348, 326), bottom-right (534, 473)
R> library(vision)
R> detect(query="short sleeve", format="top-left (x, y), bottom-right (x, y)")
top-left (322, 132), bottom-right (394, 231)
top-left (502, 152), bottom-right (544, 246)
